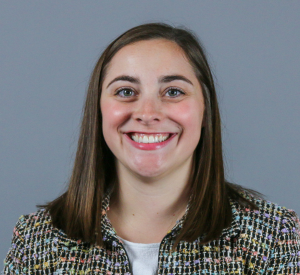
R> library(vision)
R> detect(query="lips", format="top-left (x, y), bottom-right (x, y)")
top-left (130, 133), bottom-right (170, 143)
top-left (123, 132), bottom-right (177, 150)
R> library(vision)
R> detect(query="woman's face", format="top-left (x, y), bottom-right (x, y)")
top-left (101, 39), bottom-right (205, 179)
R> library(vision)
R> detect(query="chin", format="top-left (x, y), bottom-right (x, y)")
top-left (131, 165), bottom-right (168, 180)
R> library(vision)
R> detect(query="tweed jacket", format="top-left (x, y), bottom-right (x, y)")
top-left (3, 192), bottom-right (300, 275)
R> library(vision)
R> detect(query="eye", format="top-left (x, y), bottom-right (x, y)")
top-left (115, 88), bottom-right (136, 98)
top-left (165, 88), bottom-right (185, 97)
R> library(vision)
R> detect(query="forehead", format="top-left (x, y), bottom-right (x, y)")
top-left (114, 38), bottom-right (184, 58)
top-left (104, 39), bottom-right (196, 79)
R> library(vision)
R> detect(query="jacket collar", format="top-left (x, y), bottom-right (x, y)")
top-left (221, 199), bottom-right (241, 238)
top-left (100, 192), bottom-right (118, 240)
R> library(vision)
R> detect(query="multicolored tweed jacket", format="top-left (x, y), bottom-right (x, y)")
top-left (3, 192), bottom-right (300, 274)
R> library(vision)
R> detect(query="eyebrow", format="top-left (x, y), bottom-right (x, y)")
top-left (159, 75), bottom-right (193, 86)
top-left (106, 75), bottom-right (140, 88)
top-left (106, 74), bottom-right (193, 88)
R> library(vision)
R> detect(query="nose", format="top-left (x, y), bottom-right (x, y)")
top-left (132, 97), bottom-right (163, 125)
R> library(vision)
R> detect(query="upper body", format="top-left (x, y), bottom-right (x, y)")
top-left (4, 23), bottom-right (299, 274)
top-left (3, 191), bottom-right (300, 274)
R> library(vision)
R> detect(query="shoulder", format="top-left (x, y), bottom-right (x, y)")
top-left (231, 191), bottom-right (300, 273)
top-left (11, 208), bottom-right (55, 244)
top-left (3, 209), bottom-right (60, 274)
top-left (14, 208), bottom-right (53, 233)
top-left (238, 191), bottom-right (299, 225)
top-left (235, 191), bottom-right (300, 244)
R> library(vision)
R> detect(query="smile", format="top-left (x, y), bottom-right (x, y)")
top-left (124, 132), bottom-right (177, 151)
top-left (130, 133), bottom-right (170, 143)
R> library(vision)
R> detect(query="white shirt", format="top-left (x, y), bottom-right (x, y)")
top-left (119, 237), bottom-right (160, 275)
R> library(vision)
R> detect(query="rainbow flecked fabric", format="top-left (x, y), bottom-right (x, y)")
top-left (3, 192), bottom-right (300, 274)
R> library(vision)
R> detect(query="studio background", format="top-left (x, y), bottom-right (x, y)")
top-left (1, 1), bottom-right (299, 265)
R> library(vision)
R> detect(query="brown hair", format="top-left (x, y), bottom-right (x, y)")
top-left (40, 23), bottom-right (258, 247)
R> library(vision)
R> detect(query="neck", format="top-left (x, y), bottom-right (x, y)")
top-left (107, 159), bottom-right (192, 243)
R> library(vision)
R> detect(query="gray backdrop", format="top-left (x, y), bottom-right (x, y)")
top-left (1, 1), bottom-right (299, 265)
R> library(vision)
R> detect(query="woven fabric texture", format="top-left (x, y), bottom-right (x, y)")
top-left (3, 192), bottom-right (300, 274)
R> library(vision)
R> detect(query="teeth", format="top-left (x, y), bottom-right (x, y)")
top-left (143, 136), bottom-right (149, 143)
top-left (132, 134), bottom-right (139, 142)
top-left (149, 136), bottom-right (154, 143)
top-left (130, 133), bottom-right (170, 144)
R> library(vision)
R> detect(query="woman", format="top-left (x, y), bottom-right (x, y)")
top-left (3, 23), bottom-right (300, 275)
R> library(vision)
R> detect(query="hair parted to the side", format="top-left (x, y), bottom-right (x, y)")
top-left (39, 22), bottom-right (259, 247)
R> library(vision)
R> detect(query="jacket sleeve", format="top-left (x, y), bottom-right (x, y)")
top-left (2, 215), bottom-right (27, 275)
top-left (265, 209), bottom-right (300, 274)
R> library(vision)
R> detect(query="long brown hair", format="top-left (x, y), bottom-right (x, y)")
top-left (40, 23), bottom-right (258, 247)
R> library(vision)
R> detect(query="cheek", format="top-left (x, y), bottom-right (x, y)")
top-left (101, 100), bottom-right (130, 131)
top-left (172, 101), bottom-right (204, 133)
top-left (101, 100), bottom-right (131, 153)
